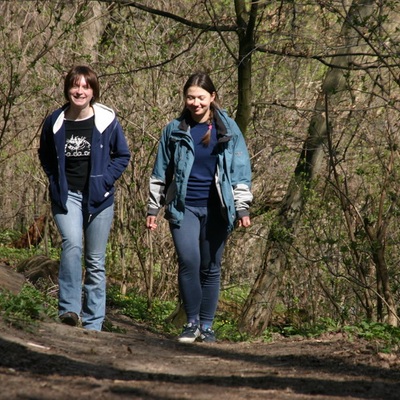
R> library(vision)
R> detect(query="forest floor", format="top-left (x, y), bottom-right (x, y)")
top-left (1, 265), bottom-right (400, 399)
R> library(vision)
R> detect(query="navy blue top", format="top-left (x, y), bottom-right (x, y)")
top-left (185, 121), bottom-right (218, 207)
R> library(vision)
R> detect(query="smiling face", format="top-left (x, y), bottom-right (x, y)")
top-left (67, 76), bottom-right (94, 112)
top-left (185, 85), bottom-right (216, 123)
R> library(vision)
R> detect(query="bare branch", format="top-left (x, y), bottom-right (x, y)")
top-left (98, 0), bottom-right (237, 32)
top-left (255, 45), bottom-right (395, 71)
top-left (99, 30), bottom-right (207, 77)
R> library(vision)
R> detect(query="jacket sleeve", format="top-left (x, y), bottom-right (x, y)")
top-left (147, 127), bottom-right (172, 215)
top-left (103, 120), bottom-right (131, 187)
top-left (230, 120), bottom-right (253, 218)
top-left (38, 116), bottom-right (57, 179)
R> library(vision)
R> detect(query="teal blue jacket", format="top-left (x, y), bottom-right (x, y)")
top-left (148, 109), bottom-right (252, 232)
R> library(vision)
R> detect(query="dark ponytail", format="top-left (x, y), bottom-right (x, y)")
top-left (201, 109), bottom-right (214, 146)
top-left (182, 72), bottom-right (221, 146)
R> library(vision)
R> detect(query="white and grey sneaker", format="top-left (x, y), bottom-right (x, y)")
top-left (177, 323), bottom-right (200, 343)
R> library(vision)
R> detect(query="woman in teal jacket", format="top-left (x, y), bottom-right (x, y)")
top-left (146, 73), bottom-right (252, 343)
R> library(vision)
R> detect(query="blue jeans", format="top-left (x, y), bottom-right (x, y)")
top-left (52, 191), bottom-right (114, 331)
top-left (170, 205), bottom-right (229, 327)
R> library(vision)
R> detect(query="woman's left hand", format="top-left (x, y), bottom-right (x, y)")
top-left (238, 216), bottom-right (251, 228)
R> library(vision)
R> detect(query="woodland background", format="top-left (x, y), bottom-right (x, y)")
top-left (1, 0), bottom-right (400, 337)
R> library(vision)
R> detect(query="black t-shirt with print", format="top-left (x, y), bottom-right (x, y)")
top-left (64, 116), bottom-right (94, 192)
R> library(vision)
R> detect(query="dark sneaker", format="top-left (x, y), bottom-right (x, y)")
top-left (59, 312), bottom-right (79, 327)
top-left (200, 328), bottom-right (216, 343)
top-left (178, 323), bottom-right (200, 343)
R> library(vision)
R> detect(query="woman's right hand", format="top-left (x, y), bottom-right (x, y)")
top-left (146, 216), bottom-right (158, 231)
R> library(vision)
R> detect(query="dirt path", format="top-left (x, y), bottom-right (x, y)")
top-left (0, 310), bottom-right (400, 400)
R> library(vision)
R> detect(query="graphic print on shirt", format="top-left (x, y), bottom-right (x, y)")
top-left (65, 135), bottom-right (91, 158)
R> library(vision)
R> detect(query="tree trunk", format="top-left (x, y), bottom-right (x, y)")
top-left (234, 0), bottom-right (258, 134)
top-left (239, 0), bottom-right (377, 336)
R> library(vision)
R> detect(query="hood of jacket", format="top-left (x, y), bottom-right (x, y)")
top-left (52, 102), bottom-right (116, 134)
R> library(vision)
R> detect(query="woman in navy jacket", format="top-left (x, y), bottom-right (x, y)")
top-left (146, 73), bottom-right (252, 343)
top-left (39, 65), bottom-right (130, 331)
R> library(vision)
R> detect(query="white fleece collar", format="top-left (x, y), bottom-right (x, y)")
top-left (53, 102), bottom-right (115, 134)
top-left (92, 103), bottom-right (115, 133)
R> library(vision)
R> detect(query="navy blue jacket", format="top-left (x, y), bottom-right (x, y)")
top-left (39, 103), bottom-right (131, 215)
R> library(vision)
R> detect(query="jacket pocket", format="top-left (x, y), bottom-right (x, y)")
top-left (90, 175), bottom-right (115, 206)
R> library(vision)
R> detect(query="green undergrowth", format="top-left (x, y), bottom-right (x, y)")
top-left (1, 283), bottom-right (400, 352)
top-left (105, 287), bottom-right (400, 350)
top-left (262, 317), bottom-right (400, 353)
top-left (106, 286), bottom-right (177, 334)
top-left (0, 285), bottom-right (58, 331)
top-left (343, 321), bottom-right (400, 353)
top-left (106, 285), bottom-right (251, 342)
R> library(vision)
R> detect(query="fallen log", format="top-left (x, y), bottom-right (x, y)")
top-left (16, 255), bottom-right (58, 284)
top-left (0, 263), bottom-right (26, 294)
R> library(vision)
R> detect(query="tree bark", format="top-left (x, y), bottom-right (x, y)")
top-left (234, 0), bottom-right (258, 134)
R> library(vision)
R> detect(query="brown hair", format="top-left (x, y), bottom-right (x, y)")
top-left (64, 65), bottom-right (100, 103)
top-left (183, 73), bottom-right (221, 146)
